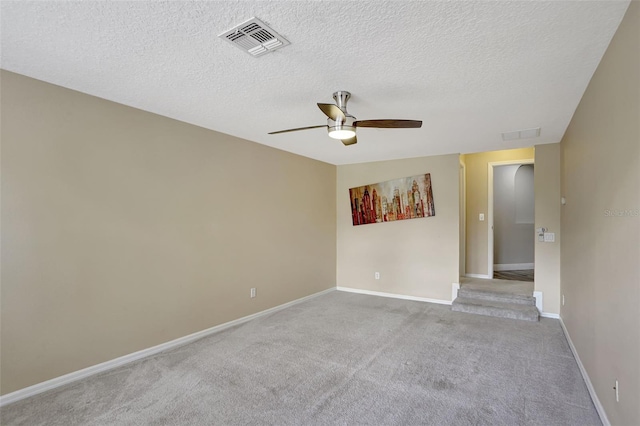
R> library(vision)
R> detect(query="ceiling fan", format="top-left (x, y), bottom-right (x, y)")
top-left (268, 91), bottom-right (422, 146)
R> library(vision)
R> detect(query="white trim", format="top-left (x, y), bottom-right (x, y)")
top-left (0, 287), bottom-right (336, 407)
top-left (559, 317), bottom-right (610, 426)
top-left (465, 273), bottom-right (492, 279)
top-left (533, 291), bottom-right (543, 313)
top-left (488, 162), bottom-right (495, 278)
top-left (452, 282), bottom-right (460, 301)
top-left (337, 286), bottom-right (452, 306)
top-left (532, 291), bottom-right (559, 318)
top-left (487, 159), bottom-right (535, 279)
top-left (459, 162), bottom-right (466, 277)
top-left (493, 263), bottom-right (534, 271)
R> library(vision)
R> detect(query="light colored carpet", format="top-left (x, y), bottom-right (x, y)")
top-left (460, 276), bottom-right (534, 296)
top-left (453, 278), bottom-right (539, 321)
top-left (0, 291), bottom-right (600, 425)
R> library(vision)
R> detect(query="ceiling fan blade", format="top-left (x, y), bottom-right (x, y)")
top-left (341, 136), bottom-right (357, 146)
top-left (317, 103), bottom-right (346, 121)
top-left (354, 119), bottom-right (422, 129)
top-left (268, 125), bottom-right (326, 135)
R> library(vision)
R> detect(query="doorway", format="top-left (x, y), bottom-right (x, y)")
top-left (488, 161), bottom-right (535, 281)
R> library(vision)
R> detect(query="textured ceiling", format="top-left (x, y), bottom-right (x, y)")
top-left (0, 1), bottom-right (630, 165)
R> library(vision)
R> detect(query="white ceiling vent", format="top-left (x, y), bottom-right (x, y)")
top-left (502, 127), bottom-right (541, 141)
top-left (219, 18), bottom-right (290, 57)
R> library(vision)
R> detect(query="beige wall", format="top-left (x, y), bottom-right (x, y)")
top-left (560, 1), bottom-right (639, 424)
top-left (336, 154), bottom-right (459, 302)
top-left (534, 144), bottom-right (561, 315)
top-left (0, 71), bottom-right (337, 395)
top-left (461, 148), bottom-right (535, 276)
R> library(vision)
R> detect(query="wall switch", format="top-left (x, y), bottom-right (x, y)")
top-left (544, 232), bottom-right (555, 242)
top-left (479, 213), bottom-right (485, 221)
top-left (375, 272), bottom-right (380, 280)
top-left (250, 288), bottom-right (256, 298)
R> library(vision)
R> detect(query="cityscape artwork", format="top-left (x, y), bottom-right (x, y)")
top-left (349, 173), bottom-right (435, 226)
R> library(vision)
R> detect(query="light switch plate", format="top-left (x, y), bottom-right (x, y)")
top-left (544, 232), bottom-right (555, 242)
top-left (479, 213), bottom-right (485, 221)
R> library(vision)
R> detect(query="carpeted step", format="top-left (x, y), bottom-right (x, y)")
top-left (457, 287), bottom-right (536, 306)
top-left (451, 296), bottom-right (539, 322)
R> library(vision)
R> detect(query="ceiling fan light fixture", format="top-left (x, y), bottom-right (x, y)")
top-left (268, 91), bottom-right (422, 146)
top-left (328, 126), bottom-right (356, 140)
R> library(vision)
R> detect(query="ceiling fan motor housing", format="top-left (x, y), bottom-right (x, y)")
top-left (328, 91), bottom-right (356, 139)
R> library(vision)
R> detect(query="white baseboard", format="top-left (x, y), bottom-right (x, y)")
top-left (452, 283), bottom-right (460, 301)
top-left (531, 291), bottom-right (559, 318)
top-left (0, 287), bottom-right (336, 407)
top-left (337, 286), bottom-right (452, 305)
top-left (533, 291), bottom-right (543, 313)
top-left (464, 273), bottom-right (492, 279)
top-left (493, 263), bottom-right (534, 271)
top-left (559, 317), bottom-right (610, 426)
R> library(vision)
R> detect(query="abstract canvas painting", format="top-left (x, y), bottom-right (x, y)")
top-left (349, 173), bottom-right (435, 226)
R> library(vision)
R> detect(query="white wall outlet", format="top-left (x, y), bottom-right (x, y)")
top-left (544, 232), bottom-right (555, 242)
top-left (479, 213), bottom-right (485, 221)
top-left (375, 272), bottom-right (380, 280)
top-left (250, 288), bottom-right (256, 298)
top-left (615, 379), bottom-right (619, 402)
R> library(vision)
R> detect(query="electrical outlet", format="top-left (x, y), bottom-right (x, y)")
top-left (479, 213), bottom-right (485, 221)
top-left (250, 288), bottom-right (256, 298)
top-left (375, 272), bottom-right (380, 280)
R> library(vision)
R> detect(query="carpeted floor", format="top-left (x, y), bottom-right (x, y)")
top-left (0, 290), bottom-right (600, 425)
top-left (460, 276), bottom-right (534, 296)
top-left (455, 277), bottom-right (538, 321)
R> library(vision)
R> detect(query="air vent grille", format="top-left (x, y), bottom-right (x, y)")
top-left (501, 127), bottom-right (541, 141)
top-left (241, 23), bottom-right (261, 33)
top-left (251, 29), bottom-right (275, 43)
top-left (219, 17), bottom-right (290, 57)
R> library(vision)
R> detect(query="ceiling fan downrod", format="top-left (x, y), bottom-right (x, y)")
top-left (333, 91), bottom-right (351, 113)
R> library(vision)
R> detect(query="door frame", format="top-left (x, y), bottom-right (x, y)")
top-left (487, 159), bottom-right (534, 278)
top-left (459, 162), bottom-right (466, 277)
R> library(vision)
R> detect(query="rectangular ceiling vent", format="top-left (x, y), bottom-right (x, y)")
top-left (501, 127), bottom-right (541, 141)
top-left (219, 17), bottom-right (290, 57)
